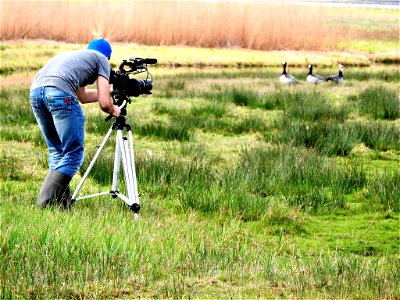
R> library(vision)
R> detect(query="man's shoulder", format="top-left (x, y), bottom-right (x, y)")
top-left (83, 50), bottom-right (108, 60)
top-left (57, 49), bottom-right (105, 61)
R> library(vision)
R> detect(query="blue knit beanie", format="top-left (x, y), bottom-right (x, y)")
top-left (87, 38), bottom-right (112, 59)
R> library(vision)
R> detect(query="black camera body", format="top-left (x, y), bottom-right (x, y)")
top-left (109, 57), bottom-right (157, 106)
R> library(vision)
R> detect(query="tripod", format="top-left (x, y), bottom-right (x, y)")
top-left (71, 114), bottom-right (140, 218)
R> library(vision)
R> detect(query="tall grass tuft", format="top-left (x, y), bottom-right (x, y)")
top-left (191, 103), bottom-right (227, 118)
top-left (364, 170), bottom-right (400, 212)
top-left (277, 121), bottom-right (357, 156)
top-left (230, 116), bottom-right (267, 134)
top-left (230, 145), bottom-right (367, 212)
top-left (276, 120), bottom-right (399, 156)
top-left (358, 86), bottom-right (400, 120)
top-left (159, 80), bottom-right (187, 98)
top-left (206, 87), bottom-right (261, 107)
top-left (133, 120), bottom-right (193, 141)
top-left (355, 121), bottom-right (400, 151)
top-left (262, 90), bottom-right (336, 114)
top-left (285, 93), bottom-right (350, 122)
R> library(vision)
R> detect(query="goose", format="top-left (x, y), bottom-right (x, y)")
top-left (325, 64), bottom-right (344, 84)
top-left (306, 64), bottom-right (326, 84)
top-left (280, 61), bottom-right (299, 84)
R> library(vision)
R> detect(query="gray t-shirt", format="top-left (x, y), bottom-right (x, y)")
top-left (30, 50), bottom-right (111, 98)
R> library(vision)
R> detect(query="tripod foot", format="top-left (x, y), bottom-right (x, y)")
top-left (110, 190), bottom-right (119, 198)
top-left (130, 203), bottom-right (140, 214)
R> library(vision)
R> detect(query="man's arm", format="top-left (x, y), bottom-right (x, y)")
top-left (77, 87), bottom-right (98, 104)
top-left (77, 75), bottom-right (120, 117)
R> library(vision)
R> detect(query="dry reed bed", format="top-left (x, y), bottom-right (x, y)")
top-left (1, 1), bottom-right (396, 51)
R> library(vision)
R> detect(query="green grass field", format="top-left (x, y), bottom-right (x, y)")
top-left (0, 42), bottom-right (399, 299)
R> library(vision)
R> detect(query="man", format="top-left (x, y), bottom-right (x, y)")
top-left (30, 38), bottom-right (121, 209)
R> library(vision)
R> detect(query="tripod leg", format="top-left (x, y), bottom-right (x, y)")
top-left (111, 131), bottom-right (122, 194)
top-left (117, 130), bottom-right (140, 216)
top-left (123, 138), bottom-right (135, 201)
top-left (117, 130), bottom-right (135, 203)
top-left (127, 130), bottom-right (140, 205)
top-left (72, 126), bottom-right (113, 201)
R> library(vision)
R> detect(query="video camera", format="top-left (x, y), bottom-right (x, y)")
top-left (109, 57), bottom-right (157, 106)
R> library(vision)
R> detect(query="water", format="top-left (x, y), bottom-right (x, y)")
top-left (297, 0), bottom-right (399, 8)
top-left (228, 0), bottom-right (399, 8)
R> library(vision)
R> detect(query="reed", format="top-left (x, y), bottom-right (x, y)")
top-left (1, 1), bottom-right (398, 51)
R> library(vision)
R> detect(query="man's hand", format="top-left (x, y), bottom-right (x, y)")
top-left (111, 104), bottom-right (121, 117)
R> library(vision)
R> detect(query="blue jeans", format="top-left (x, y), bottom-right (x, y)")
top-left (30, 87), bottom-right (85, 178)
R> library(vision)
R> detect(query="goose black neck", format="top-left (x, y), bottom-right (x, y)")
top-left (282, 63), bottom-right (287, 75)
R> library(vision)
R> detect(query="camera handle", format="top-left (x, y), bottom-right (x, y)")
top-left (105, 100), bottom-right (127, 122)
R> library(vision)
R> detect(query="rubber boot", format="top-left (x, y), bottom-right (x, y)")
top-left (61, 185), bottom-right (72, 211)
top-left (38, 169), bottom-right (72, 210)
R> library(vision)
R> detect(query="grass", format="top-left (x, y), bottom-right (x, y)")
top-left (274, 120), bottom-right (400, 156)
top-left (1, 42), bottom-right (388, 76)
top-left (358, 86), bottom-right (400, 120)
top-left (1, 42), bottom-right (399, 298)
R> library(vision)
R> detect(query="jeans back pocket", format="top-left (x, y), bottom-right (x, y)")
top-left (47, 96), bottom-right (72, 118)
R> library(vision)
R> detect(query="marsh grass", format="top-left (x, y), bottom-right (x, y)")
top-left (2, 200), bottom-right (398, 299)
top-left (132, 120), bottom-right (193, 141)
top-left (275, 120), bottom-right (400, 156)
top-left (358, 86), bottom-right (400, 120)
top-left (0, 126), bottom-right (45, 146)
top-left (79, 142), bottom-right (394, 217)
top-left (355, 121), bottom-right (400, 151)
top-left (151, 101), bottom-right (267, 135)
top-left (364, 170), bottom-right (400, 212)
top-left (0, 87), bottom-right (36, 125)
top-left (285, 94), bottom-right (350, 122)
top-left (276, 121), bottom-right (357, 156)
top-left (159, 80), bottom-right (188, 98)
top-left (0, 151), bottom-right (25, 181)
top-left (1, 59), bottom-right (399, 299)
top-left (202, 86), bottom-right (262, 107)
top-left (89, 104), bottom-right (197, 142)
top-left (85, 114), bottom-right (114, 135)
top-left (190, 103), bottom-right (227, 118)
top-left (199, 88), bottom-right (350, 121)
top-left (231, 146), bottom-right (369, 212)
top-left (79, 148), bottom-right (116, 186)
top-left (347, 68), bottom-right (400, 82)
